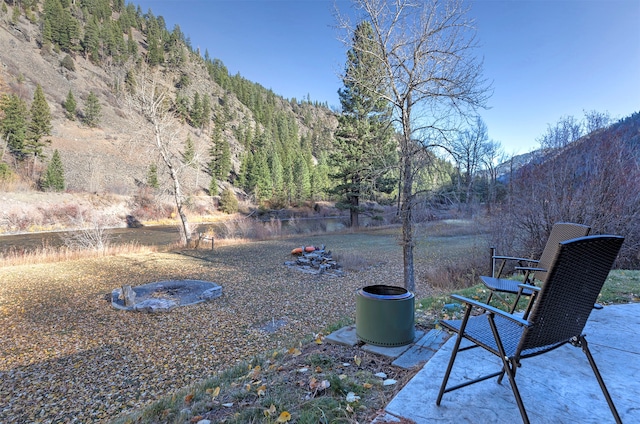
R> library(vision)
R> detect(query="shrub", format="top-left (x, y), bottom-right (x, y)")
top-left (219, 187), bottom-right (238, 214)
top-left (0, 162), bottom-right (12, 180)
top-left (60, 54), bottom-right (75, 71)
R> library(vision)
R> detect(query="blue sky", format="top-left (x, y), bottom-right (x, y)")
top-left (133, 0), bottom-right (640, 155)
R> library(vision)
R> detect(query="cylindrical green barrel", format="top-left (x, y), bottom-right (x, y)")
top-left (356, 285), bottom-right (415, 347)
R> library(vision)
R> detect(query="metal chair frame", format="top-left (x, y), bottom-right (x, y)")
top-left (437, 235), bottom-right (624, 424)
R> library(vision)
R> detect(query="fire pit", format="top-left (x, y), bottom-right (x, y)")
top-left (111, 280), bottom-right (222, 313)
top-left (284, 244), bottom-right (343, 276)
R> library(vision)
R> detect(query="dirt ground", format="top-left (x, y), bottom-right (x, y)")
top-left (0, 226), bottom-right (484, 423)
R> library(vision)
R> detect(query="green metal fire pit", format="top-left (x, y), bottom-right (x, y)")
top-left (356, 285), bottom-right (415, 347)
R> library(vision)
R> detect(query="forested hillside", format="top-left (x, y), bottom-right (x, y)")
top-left (0, 0), bottom-right (337, 208)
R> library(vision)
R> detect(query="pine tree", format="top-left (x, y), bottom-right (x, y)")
top-left (26, 85), bottom-right (52, 172)
top-left (40, 149), bottom-right (65, 191)
top-left (127, 28), bottom-right (138, 56)
top-left (84, 91), bottom-right (101, 127)
top-left (270, 149), bottom-right (285, 204)
top-left (190, 92), bottom-right (202, 128)
top-left (0, 94), bottom-right (28, 159)
top-left (29, 85), bottom-right (52, 139)
top-left (294, 154), bottom-right (311, 203)
top-left (63, 90), bottom-right (76, 119)
top-left (147, 163), bottom-right (159, 189)
top-left (201, 95), bottom-right (211, 130)
top-left (254, 149), bottom-right (272, 202)
top-left (146, 32), bottom-right (163, 66)
top-left (208, 127), bottom-right (231, 181)
top-left (219, 187), bottom-right (238, 214)
top-left (82, 16), bottom-right (100, 61)
top-left (182, 136), bottom-right (195, 166)
top-left (331, 21), bottom-right (397, 227)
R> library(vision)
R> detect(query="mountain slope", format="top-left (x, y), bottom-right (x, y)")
top-left (0, 2), bottom-right (337, 196)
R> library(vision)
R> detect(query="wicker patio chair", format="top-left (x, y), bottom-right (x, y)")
top-left (483, 222), bottom-right (590, 316)
top-left (436, 235), bottom-right (624, 424)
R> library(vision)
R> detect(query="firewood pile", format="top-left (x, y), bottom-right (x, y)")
top-left (285, 245), bottom-right (344, 276)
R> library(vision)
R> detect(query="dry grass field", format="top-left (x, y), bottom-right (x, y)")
top-left (0, 222), bottom-right (488, 423)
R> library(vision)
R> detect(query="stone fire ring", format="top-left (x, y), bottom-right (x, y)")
top-left (111, 280), bottom-right (222, 313)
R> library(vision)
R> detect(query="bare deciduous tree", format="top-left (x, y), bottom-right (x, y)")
top-left (483, 140), bottom-right (506, 210)
top-left (537, 115), bottom-right (583, 150)
top-left (450, 116), bottom-right (489, 209)
top-left (122, 63), bottom-right (192, 246)
top-left (337, 0), bottom-right (489, 291)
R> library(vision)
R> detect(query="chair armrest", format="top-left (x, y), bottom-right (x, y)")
top-left (514, 266), bottom-right (546, 273)
top-left (492, 255), bottom-right (538, 263)
top-left (518, 283), bottom-right (540, 292)
top-left (450, 294), bottom-right (531, 327)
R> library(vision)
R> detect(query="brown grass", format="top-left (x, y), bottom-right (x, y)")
top-left (0, 222), bottom-right (487, 423)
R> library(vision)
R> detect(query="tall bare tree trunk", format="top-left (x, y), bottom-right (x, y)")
top-left (155, 125), bottom-right (191, 246)
top-left (124, 63), bottom-right (193, 247)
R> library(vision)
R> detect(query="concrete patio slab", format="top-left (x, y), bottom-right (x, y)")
top-left (391, 329), bottom-right (449, 369)
top-left (378, 302), bottom-right (640, 423)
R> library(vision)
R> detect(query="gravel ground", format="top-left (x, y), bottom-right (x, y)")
top-left (0, 229), bottom-right (449, 423)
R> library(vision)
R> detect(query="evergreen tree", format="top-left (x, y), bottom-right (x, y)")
top-left (124, 69), bottom-right (136, 94)
top-left (311, 152), bottom-right (331, 200)
top-left (208, 174), bottom-right (219, 196)
top-left (127, 28), bottom-right (138, 56)
top-left (293, 154), bottom-right (311, 203)
top-left (146, 32), bottom-right (163, 66)
top-left (40, 149), bottom-right (65, 191)
top-left (190, 92), bottom-right (202, 128)
top-left (29, 85), bottom-right (52, 140)
top-left (208, 127), bottom-right (231, 182)
top-left (237, 152), bottom-right (251, 191)
top-left (219, 187), bottom-right (238, 214)
top-left (174, 93), bottom-right (190, 122)
top-left (84, 91), bottom-right (101, 127)
top-left (201, 94), bottom-right (211, 130)
top-left (331, 21), bottom-right (397, 227)
top-left (182, 136), bottom-right (195, 166)
top-left (147, 163), bottom-right (159, 189)
top-left (269, 149), bottom-right (285, 204)
top-left (26, 85), bottom-right (52, 170)
top-left (0, 94), bottom-right (28, 159)
top-left (254, 149), bottom-right (273, 202)
top-left (62, 90), bottom-right (76, 119)
top-left (82, 16), bottom-right (100, 61)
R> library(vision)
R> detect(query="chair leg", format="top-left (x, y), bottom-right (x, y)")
top-left (573, 335), bottom-right (622, 424)
top-left (436, 306), bottom-right (472, 406)
top-left (437, 310), bottom-right (507, 406)
top-left (488, 314), bottom-right (530, 424)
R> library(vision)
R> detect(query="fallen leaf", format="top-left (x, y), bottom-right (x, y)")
top-left (354, 355), bottom-right (361, 366)
top-left (257, 385), bottom-right (266, 396)
top-left (211, 386), bottom-right (221, 400)
top-left (264, 404), bottom-right (277, 417)
top-left (363, 382), bottom-right (373, 389)
top-left (276, 411), bottom-right (292, 423)
top-left (184, 393), bottom-right (194, 404)
top-left (288, 347), bottom-right (302, 357)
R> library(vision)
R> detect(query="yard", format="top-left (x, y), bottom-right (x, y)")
top-left (1, 221), bottom-right (635, 423)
